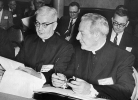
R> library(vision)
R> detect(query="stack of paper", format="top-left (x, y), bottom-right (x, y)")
top-left (0, 56), bottom-right (45, 98)
top-left (0, 56), bottom-right (25, 70)
top-left (34, 86), bottom-right (106, 100)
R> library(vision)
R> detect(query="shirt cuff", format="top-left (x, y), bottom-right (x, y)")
top-left (88, 84), bottom-right (99, 97)
top-left (39, 72), bottom-right (46, 81)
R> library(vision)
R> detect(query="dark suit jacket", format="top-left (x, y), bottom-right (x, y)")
top-left (0, 9), bottom-right (13, 30)
top-left (56, 16), bottom-right (80, 47)
top-left (0, 28), bottom-right (15, 60)
top-left (64, 42), bottom-right (135, 100)
top-left (16, 33), bottom-right (74, 84)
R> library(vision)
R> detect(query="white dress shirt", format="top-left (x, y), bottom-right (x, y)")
top-left (110, 29), bottom-right (124, 45)
top-left (0, 9), bottom-right (3, 23)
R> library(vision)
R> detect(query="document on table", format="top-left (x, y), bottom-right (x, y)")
top-left (0, 56), bottom-right (45, 98)
top-left (34, 86), bottom-right (106, 100)
top-left (0, 70), bottom-right (45, 98)
top-left (0, 56), bottom-right (25, 70)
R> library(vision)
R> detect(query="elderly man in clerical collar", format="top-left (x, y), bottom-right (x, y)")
top-left (16, 6), bottom-right (74, 84)
top-left (52, 13), bottom-right (135, 100)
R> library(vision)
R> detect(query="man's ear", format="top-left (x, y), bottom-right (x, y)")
top-left (125, 21), bottom-right (129, 27)
top-left (53, 22), bottom-right (57, 30)
top-left (111, 17), bottom-right (113, 23)
top-left (78, 9), bottom-right (80, 13)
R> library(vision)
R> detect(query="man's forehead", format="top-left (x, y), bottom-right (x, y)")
top-left (36, 15), bottom-right (53, 23)
top-left (113, 14), bottom-right (128, 22)
top-left (69, 6), bottom-right (79, 11)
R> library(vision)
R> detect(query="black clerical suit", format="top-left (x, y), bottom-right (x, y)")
top-left (56, 16), bottom-right (80, 47)
top-left (16, 33), bottom-right (74, 84)
top-left (64, 41), bottom-right (135, 100)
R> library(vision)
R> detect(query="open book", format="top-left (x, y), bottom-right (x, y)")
top-left (34, 86), bottom-right (105, 100)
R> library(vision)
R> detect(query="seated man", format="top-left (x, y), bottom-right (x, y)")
top-left (52, 13), bottom-right (135, 100)
top-left (16, 6), bottom-right (74, 84)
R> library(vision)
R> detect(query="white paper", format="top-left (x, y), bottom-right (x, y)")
top-left (34, 86), bottom-right (105, 100)
top-left (126, 47), bottom-right (132, 52)
top-left (0, 56), bottom-right (25, 70)
top-left (0, 70), bottom-right (45, 98)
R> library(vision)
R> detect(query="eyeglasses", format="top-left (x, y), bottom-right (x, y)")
top-left (69, 11), bottom-right (79, 14)
top-left (35, 21), bottom-right (56, 28)
top-left (112, 20), bottom-right (127, 28)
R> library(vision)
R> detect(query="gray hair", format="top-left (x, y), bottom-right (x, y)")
top-left (81, 13), bottom-right (109, 36)
top-left (35, 6), bottom-right (58, 22)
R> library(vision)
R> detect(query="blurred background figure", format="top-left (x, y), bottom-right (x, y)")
top-left (56, 2), bottom-right (81, 47)
top-left (107, 5), bottom-right (138, 70)
top-left (24, 0), bottom-right (46, 17)
top-left (0, 0), bottom-right (13, 30)
top-left (5, 0), bottom-right (23, 29)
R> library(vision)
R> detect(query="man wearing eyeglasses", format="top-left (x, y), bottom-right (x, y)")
top-left (56, 2), bottom-right (81, 47)
top-left (107, 5), bottom-right (134, 50)
top-left (16, 6), bottom-right (74, 84)
top-left (107, 5), bottom-right (138, 70)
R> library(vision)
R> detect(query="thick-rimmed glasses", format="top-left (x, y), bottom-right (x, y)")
top-left (34, 21), bottom-right (56, 28)
top-left (112, 20), bottom-right (127, 28)
top-left (69, 11), bottom-right (79, 14)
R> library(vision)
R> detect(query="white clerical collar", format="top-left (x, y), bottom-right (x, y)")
top-left (42, 39), bottom-right (45, 42)
top-left (92, 40), bottom-right (106, 54)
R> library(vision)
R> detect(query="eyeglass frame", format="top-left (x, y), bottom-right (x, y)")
top-left (112, 19), bottom-right (128, 28)
top-left (69, 10), bottom-right (79, 14)
top-left (34, 21), bottom-right (56, 28)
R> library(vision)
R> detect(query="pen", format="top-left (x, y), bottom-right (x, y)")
top-left (75, 64), bottom-right (79, 81)
top-left (54, 58), bottom-right (59, 75)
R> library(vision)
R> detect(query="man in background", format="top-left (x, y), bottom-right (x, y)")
top-left (56, 2), bottom-right (81, 47)
top-left (24, 0), bottom-right (46, 17)
top-left (5, 0), bottom-right (23, 29)
top-left (0, 0), bottom-right (13, 30)
top-left (107, 5), bottom-right (138, 70)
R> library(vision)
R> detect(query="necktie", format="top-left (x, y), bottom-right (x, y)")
top-left (113, 33), bottom-right (118, 45)
top-left (66, 19), bottom-right (73, 36)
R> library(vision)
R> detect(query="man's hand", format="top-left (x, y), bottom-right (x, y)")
top-left (17, 67), bottom-right (42, 78)
top-left (52, 73), bottom-right (67, 88)
top-left (67, 78), bottom-right (91, 95)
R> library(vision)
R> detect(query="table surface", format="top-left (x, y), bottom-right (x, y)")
top-left (0, 92), bottom-right (35, 100)
top-left (0, 92), bottom-right (107, 100)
